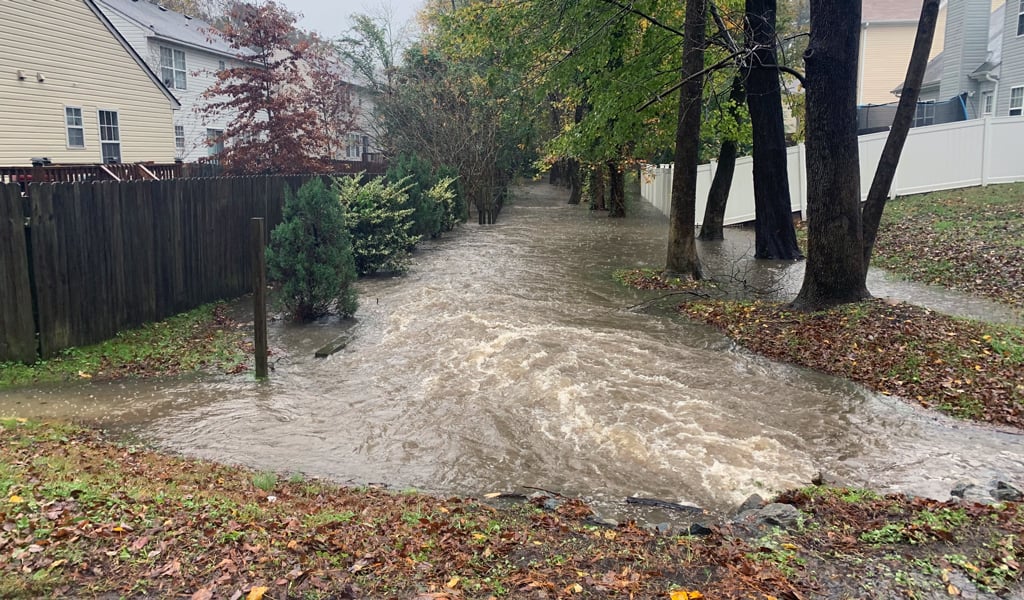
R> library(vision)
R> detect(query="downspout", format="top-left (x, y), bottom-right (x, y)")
top-left (958, 93), bottom-right (969, 119)
top-left (985, 73), bottom-right (999, 116)
top-left (858, 22), bottom-right (870, 104)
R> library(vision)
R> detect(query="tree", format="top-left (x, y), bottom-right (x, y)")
top-left (199, 1), bottom-right (329, 174)
top-left (744, 0), bottom-right (803, 260)
top-left (665, 0), bottom-right (708, 278)
top-left (791, 0), bottom-right (869, 309)
top-left (700, 74), bottom-right (746, 240)
top-left (861, 0), bottom-right (940, 272)
top-left (267, 178), bottom-right (359, 321)
top-left (304, 40), bottom-right (359, 162)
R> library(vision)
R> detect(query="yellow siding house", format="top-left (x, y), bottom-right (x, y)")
top-left (0, 0), bottom-right (180, 166)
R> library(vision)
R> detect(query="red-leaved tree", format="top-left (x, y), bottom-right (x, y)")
top-left (200, 1), bottom-right (341, 174)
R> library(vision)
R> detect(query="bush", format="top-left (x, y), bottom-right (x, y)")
top-left (387, 153), bottom-right (442, 240)
top-left (338, 176), bottom-right (418, 275)
top-left (266, 177), bottom-right (358, 321)
top-left (386, 154), bottom-right (465, 239)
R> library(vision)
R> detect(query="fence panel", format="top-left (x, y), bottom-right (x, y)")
top-left (640, 116), bottom-right (1024, 224)
top-left (0, 184), bottom-right (36, 362)
top-left (985, 117), bottom-right (1024, 184)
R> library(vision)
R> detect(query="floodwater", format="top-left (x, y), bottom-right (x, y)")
top-left (2, 183), bottom-right (1021, 521)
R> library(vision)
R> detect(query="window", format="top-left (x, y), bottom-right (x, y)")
top-left (174, 125), bottom-right (185, 151)
top-left (206, 128), bottom-right (224, 157)
top-left (982, 92), bottom-right (994, 116)
top-left (160, 46), bottom-right (187, 90)
top-left (218, 59), bottom-right (226, 71)
top-left (1011, 87), bottom-right (1024, 116)
top-left (1018, 0), bottom-right (1024, 36)
top-left (913, 102), bottom-right (936, 127)
top-left (345, 133), bottom-right (362, 159)
top-left (98, 110), bottom-right (121, 163)
top-left (65, 106), bottom-right (85, 148)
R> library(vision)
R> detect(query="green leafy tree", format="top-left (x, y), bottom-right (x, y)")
top-left (338, 176), bottom-right (418, 275)
top-left (266, 178), bottom-right (358, 321)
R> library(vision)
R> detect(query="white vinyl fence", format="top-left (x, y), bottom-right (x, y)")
top-left (640, 116), bottom-right (1024, 225)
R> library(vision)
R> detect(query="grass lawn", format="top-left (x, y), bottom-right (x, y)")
top-left (872, 184), bottom-right (1024, 308)
top-left (0, 303), bottom-right (251, 388)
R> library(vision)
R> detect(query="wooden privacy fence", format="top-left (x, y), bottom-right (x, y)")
top-left (0, 175), bottom-right (314, 363)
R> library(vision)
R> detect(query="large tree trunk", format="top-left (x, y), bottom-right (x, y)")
top-left (791, 0), bottom-right (870, 310)
top-left (699, 75), bottom-right (746, 241)
top-left (665, 0), bottom-right (707, 278)
top-left (861, 0), bottom-right (940, 274)
top-left (589, 164), bottom-right (607, 210)
top-left (745, 0), bottom-right (803, 260)
top-left (567, 159), bottom-right (583, 204)
top-left (607, 161), bottom-right (626, 217)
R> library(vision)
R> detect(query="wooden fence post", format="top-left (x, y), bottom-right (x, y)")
top-left (251, 217), bottom-right (268, 379)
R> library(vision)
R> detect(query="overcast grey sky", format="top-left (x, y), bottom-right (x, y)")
top-left (282, 0), bottom-right (425, 40)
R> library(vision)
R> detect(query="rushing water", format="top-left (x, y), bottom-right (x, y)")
top-left (2, 183), bottom-right (1021, 521)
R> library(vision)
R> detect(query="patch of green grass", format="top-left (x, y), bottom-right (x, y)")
top-left (251, 472), bottom-right (278, 493)
top-left (303, 511), bottom-right (357, 528)
top-left (0, 302), bottom-right (247, 387)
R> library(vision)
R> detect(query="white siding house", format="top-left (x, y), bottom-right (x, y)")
top-left (0, 0), bottom-right (179, 166)
top-left (96, 0), bottom-right (238, 162)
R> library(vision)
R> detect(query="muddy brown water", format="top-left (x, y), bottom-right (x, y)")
top-left (2, 183), bottom-right (1022, 522)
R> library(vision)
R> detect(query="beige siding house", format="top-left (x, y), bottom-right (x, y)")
top-left (859, 0), bottom-right (948, 105)
top-left (859, 0), bottom-right (1004, 106)
top-left (0, 0), bottom-right (180, 166)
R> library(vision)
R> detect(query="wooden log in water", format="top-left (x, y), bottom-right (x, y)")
top-left (315, 330), bottom-right (355, 358)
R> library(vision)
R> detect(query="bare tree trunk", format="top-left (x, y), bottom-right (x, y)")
top-left (665, 0), bottom-right (707, 278)
top-left (861, 0), bottom-right (940, 273)
top-left (567, 159), bottom-right (583, 204)
top-left (745, 0), bottom-right (803, 260)
top-left (589, 164), bottom-right (607, 210)
top-left (607, 161), bottom-right (626, 217)
top-left (700, 75), bottom-right (745, 241)
top-left (791, 0), bottom-right (869, 309)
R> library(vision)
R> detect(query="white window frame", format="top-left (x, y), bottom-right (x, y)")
top-left (206, 128), bottom-right (224, 157)
top-left (1010, 86), bottom-right (1024, 117)
top-left (64, 106), bottom-right (85, 149)
top-left (97, 109), bottom-right (121, 163)
top-left (1018, 0), bottom-right (1024, 36)
top-left (160, 46), bottom-right (187, 90)
top-left (174, 125), bottom-right (185, 152)
top-left (982, 91), bottom-right (994, 116)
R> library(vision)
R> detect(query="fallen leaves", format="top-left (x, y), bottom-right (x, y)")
top-left (680, 299), bottom-right (1024, 429)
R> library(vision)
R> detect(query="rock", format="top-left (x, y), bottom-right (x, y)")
top-left (758, 503), bottom-right (802, 529)
top-left (653, 522), bottom-right (672, 535)
top-left (543, 497), bottom-right (562, 511)
top-left (733, 494), bottom-right (764, 515)
top-left (989, 480), bottom-right (1023, 503)
top-left (686, 522), bottom-right (714, 536)
top-left (728, 502), bottom-right (804, 539)
top-left (951, 482), bottom-right (993, 504)
top-left (586, 516), bottom-right (619, 528)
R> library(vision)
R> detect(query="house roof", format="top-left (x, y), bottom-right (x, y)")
top-left (83, 0), bottom-right (180, 108)
top-left (97, 0), bottom-right (235, 56)
top-left (863, 0), bottom-right (925, 23)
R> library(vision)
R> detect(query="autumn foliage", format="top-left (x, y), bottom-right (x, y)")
top-left (200, 1), bottom-right (355, 175)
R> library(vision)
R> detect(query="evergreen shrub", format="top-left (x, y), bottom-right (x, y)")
top-left (266, 177), bottom-right (358, 321)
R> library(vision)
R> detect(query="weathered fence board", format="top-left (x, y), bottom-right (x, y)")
top-left (0, 176), bottom-right (314, 361)
top-left (0, 184), bottom-right (36, 363)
